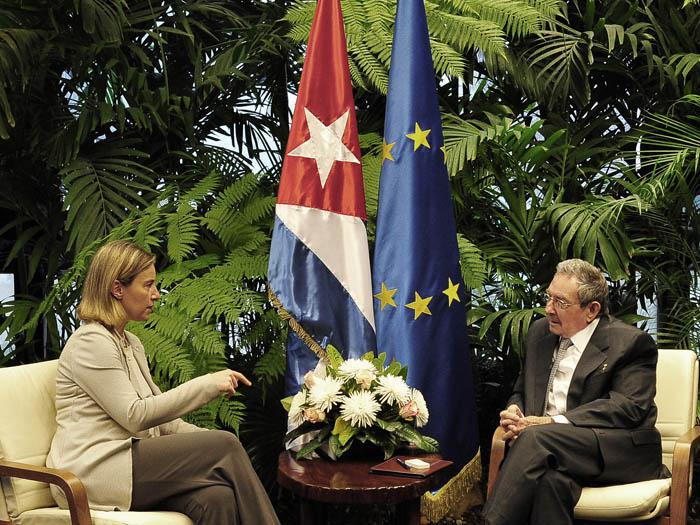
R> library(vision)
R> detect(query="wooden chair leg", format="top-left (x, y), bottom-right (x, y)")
top-left (487, 426), bottom-right (506, 499)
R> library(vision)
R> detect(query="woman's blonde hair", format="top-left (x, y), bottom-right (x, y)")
top-left (77, 240), bottom-right (156, 329)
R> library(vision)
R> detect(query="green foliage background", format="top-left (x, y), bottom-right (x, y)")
top-left (1, 0), bottom-right (700, 518)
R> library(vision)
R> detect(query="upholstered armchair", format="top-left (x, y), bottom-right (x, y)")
top-left (0, 360), bottom-right (192, 525)
top-left (487, 349), bottom-right (700, 524)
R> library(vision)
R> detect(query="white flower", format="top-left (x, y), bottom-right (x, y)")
top-left (308, 376), bottom-right (344, 412)
top-left (339, 359), bottom-right (376, 389)
top-left (355, 369), bottom-right (375, 389)
top-left (288, 390), bottom-right (307, 427)
top-left (410, 388), bottom-right (429, 427)
top-left (375, 374), bottom-right (411, 405)
top-left (339, 358), bottom-right (376, 378)
top-left (340, 390), bottom-right (381, 428)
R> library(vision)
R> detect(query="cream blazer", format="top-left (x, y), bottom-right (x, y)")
top-left (46, 322), bottom-right (221, 511)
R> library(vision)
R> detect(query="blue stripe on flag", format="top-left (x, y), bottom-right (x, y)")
top-left (269, 217), bottom-right (375, 394)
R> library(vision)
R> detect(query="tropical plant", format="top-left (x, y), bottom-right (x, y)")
top-left (285, 0), bottom-right (563, 94)
top-left (0, 0), bottom-right (293, 363)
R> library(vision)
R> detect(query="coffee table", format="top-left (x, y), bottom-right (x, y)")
top-left (277, 451), bottom-right (448, 525)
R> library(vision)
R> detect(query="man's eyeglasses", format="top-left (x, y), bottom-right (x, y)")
top-left (544, 293), bottom-right (579, 310)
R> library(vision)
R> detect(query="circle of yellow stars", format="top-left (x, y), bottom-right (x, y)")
top-left (382, 121), bottom-right (448, 165)
top-left (376, 121), bottom-right (455, 320)
top-left (373, 277), bottom-right (462, 320)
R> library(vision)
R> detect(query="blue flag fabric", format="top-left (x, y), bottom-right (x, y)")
top-left (372, 0), bottom-right (480, 517)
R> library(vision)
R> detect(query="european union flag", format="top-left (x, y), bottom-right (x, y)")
top-left (372, 0), bottom-right (480, 518)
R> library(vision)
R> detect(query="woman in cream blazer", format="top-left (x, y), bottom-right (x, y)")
top-left (46, 240), bottom-right (279, 525)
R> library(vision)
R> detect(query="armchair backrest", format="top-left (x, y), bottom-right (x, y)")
top-left (0, 360), bottom-right (59, 519)
top-left (655, 349), bottom-right (699, 472)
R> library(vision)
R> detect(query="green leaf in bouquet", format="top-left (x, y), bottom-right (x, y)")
top-left (339, 424), bottom-right (358, 446)
top-left (326, 344), bottom-right (344, 370)
top-left (416, 435), bottom-right (439, 453)
top-left (385, 358), bottom-right (402, 376)
top-left (280, 395), bottom-right (294, 412)
top-left (295, 436), bottom-right (325, 459)
top-left (365, 432), bottom-right (395, 460)
top-left (399, 365), bottom-right (408, 380)
top-left (375, 418), bottom-right (401, 432)
top-left (332, 417), bottom-right (350, 436)
top-left (422, 435), bottom-right (440, 450)
top-left (329, 434), bottom-right (354, 458)
top-left (360, 351), bottom-right (375, 362)
top-left (395, 423), bottom-right (422, 443)
top-left (373, 352), bottom-right (387, 371)
top-left (395, 423), bottom-right (438, 453)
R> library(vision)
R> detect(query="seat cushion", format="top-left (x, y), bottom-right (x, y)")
top-left (574, 478), bottom-right (671, 521)
top-left (0, 361), bottom-right (59, 517)
top-left (17, 508), bottom-right (193, 525)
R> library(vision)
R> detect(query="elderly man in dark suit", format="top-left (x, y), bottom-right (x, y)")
top-left (483, 259), bottom-right (668, 525)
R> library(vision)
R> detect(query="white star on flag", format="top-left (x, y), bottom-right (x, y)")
top-left (287, 108), bottom-right (360, 188)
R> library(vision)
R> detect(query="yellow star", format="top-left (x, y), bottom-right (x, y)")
top-left (406, 122), bottom-right (431, 151)
top-left (374, 282), bottom-right (398, 311)
top-left (405, 291), bottom-right (433, 320)
top-left (382, 139), bottom-right (396, 163)
top-left (440, 145), bottom-right (447, 163)
top-left (442, 277), bottom-right (461, 306)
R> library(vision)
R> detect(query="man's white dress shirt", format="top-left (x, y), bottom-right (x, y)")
top-left (546, 318), bottom-right (600, 423)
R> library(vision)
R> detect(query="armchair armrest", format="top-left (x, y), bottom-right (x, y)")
top-left (669, 425), bottom-right (700, 525)
top-left (487, 426), bottom-right (506, 499)
top-left (0, 459), bottom-right (91, 525)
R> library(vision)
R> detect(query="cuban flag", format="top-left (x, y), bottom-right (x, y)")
top-left (267, 0), bottom-right (376, 396)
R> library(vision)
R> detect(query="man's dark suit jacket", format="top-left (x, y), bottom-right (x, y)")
top-left (508, 316), bottom-right (667, 483)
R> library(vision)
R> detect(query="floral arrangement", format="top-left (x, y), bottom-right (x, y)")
top-left (282, 345), bottom-right (438, 460)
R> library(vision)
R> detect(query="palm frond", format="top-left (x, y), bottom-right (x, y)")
top-left (526, 29), bottom-right (593, 107)
top-left (457, 234), bottom-right (488, 290)
top-left (546, 197), bottom-right (645, 280)
top-left (442, 113), bottom-right (512, 175)
top-left (61, 142), bottom-right (154, 251)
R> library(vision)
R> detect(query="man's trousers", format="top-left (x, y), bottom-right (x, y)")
top-left (483, 424), bottom-right (662, 525)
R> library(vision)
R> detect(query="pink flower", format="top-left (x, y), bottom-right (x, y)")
top-left (303, 370), bottom-right (317, 389)
top-left (399, 400), bottom-right (419, 420)
top-left (303, 407), bottom-right (326, 423)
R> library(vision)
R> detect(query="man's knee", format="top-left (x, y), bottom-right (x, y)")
top-left (515, 424), bottom-right (566, 450)
top-left (511, 425), bottom-right (544, 451)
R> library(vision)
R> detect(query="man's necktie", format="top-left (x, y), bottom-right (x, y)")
top-left (542, 338), bottom-right (573, 416)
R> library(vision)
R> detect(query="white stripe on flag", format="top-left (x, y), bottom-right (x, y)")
top-left (276, 203), bottom-right (375, 331)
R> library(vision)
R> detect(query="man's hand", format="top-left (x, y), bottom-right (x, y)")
top-left (499, 405), bottom-right (553, 442)
top-left (499, 404), bottom-right (523, 431)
